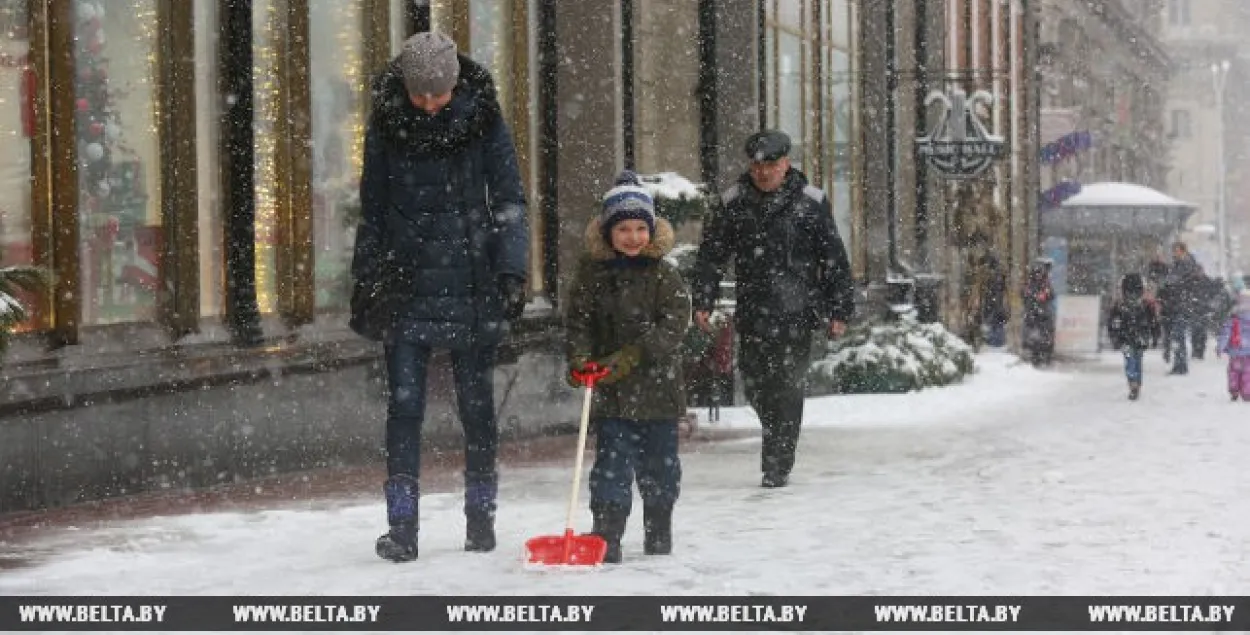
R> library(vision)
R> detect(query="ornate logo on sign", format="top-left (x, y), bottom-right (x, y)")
top-left (916, 87), bottom-right (1005, 179)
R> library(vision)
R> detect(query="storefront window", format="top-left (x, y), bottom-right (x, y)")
top-left (777, 30), bottom-right (802, 168)
top-left (75, 0), bottom-right (162, 325)
top-left (776, 0), bottom-right (802, 29)
top-left (830, 0), bottom-right (850, 48)
top-left (194, 0), bottom-right (223, 317)
top-left (389, 0), bottom-right (407, 55)
top-left (766, 1), bottom-right (812, 172)
top-left (830, 47), bottom-right (852, 247)
top-left (469, 0), bottom-right (511, 116)
top-left (310, 0), bottom-right (367, 311)
top-left (0, 0), bottom-right (32, 275)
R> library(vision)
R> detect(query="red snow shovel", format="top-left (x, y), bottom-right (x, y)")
top-left (524, 363), bottom-right (612, 566)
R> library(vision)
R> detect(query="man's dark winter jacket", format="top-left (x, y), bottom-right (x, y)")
top-left (691, 169), bottom-right (854, 335)
top-left (1161, 255), bottom-right (1204, 323)
top-left (351, 54), bottom-right (527, 349)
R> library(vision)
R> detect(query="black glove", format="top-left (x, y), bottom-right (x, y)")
top-left (499, 275), bottom-right (527, 321)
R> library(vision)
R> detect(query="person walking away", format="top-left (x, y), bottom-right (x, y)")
top-left (1200, 276), bottom-right (1236, 358)
top-left (1107, 273), bottom-right (1157, 401)
top-left (980, 252), bottom-right (1009, 347)
top-left (691, 130), bottom-right (854, 489)
top-left (565, 171), bottom-right (692, 563)
top-left (351, 32), bottom-right (529, 562)
top-left (1163, 242), bottom-right (1203, 375)
top-left (1022, 261), bottom-right (1056, 366)
top-left (1216, 289), bottom-right (1250, 401)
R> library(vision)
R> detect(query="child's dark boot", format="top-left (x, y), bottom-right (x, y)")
top-left (591, 503), bottom-right (628, 564)
top-left (643, 505), bottom-right (672, 555)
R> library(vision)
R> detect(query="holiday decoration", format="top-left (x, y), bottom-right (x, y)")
top-left (74, 0), bottom-right (113, 204)
top-left (84, 142), bottom-right (104, 162)
top-left (1040, 179), bottom-right (1082, 209)
top-left (1039, 130), bottom-right (1093, 165)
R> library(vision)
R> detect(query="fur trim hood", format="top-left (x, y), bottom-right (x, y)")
top-left (368, 53), bottom-right (502, 157)
top-left (583, 216), bottom-right (676, 261)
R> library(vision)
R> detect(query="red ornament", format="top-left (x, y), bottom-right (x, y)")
top-left (89, 121), bottom-right (105, 137)
top-left (78, 67), bottom-right (93, 81)
top-left (76, 98), bottom-right (90, 112)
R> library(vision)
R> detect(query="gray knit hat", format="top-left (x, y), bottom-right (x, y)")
top-left (399, 32), bottom-right (460, 96)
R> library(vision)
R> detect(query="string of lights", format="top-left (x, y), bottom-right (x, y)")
top-left (252, 0), bottom-right (280, 314)
top-left (336, 1), bottom-right (365, 182)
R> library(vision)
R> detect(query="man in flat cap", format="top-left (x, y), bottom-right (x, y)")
top-left (351, 31), bottom-right (529, 562)
top-left (692, 130), bottom-right (854, 488)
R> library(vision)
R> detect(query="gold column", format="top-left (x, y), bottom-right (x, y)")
top-left (156, 0), bottom-right (200, 337)
top-left (431, 0), bottom-right (468, 50)
top-left (508, 0), bottom-right (538, 291)
top-left (25, 0), bottom-right (52, 332)
top-left (362, 0), bottom-right (391, 79)
top-left (274, 0), bottom-right (313, 326)
top-left (36, 0), bottom-right (80, 345)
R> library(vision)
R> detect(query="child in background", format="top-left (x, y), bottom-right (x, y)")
top-left (565, 171), bottom-right (692, 563)
top-left (1108, 273), bottom-right (1157, 401)
top-left (1216, 289), bottom-right (1250, 401)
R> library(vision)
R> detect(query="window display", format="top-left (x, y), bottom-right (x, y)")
top-left (74, 0), bottom-right (162, 325)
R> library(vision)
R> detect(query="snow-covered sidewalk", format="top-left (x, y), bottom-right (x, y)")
top-left (3, 348), bottom-right (1248, 604)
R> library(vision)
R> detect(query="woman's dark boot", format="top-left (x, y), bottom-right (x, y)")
top-left (643, 506), bottom-right (672, 555)
top-left (376, 475), bottom-right (419, 562)
top-left (591, 503), bottom-right (628, 564)
top-left (465, 510), bottom-right (496, 552)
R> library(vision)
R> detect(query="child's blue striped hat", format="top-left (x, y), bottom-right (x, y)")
top-left (600, 171), bottom-right (656, 240)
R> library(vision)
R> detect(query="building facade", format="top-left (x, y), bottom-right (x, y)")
top-left (0, 0), bottom-right (1041, 512)
top-left (1159, 0), bottom-right (1250, 277)
top-left (1035, 0), bottom-right (1172, 296)
top-left (858, 0), bottom-right (1041, 341)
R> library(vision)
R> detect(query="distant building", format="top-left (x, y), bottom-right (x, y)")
top-left (1159, 0), bottom-right (1250, 278)
top-left (1036, 0), bottom-right (1173, 296)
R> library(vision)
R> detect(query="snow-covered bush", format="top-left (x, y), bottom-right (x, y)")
top-left (808, 318), bottom-right (976, 395)
top-left (640, 172), bottom-right (713, 227)
top-left (0, 252), bottom-right (48, 358)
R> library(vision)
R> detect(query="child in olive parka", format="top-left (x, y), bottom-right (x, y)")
top-left (565, 171), bottom-right (692, 564)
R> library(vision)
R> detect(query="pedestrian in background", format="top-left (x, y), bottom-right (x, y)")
top-left (692, 130), bottom-right (854, 489)
top-left (1216, 289), bottom-right (1250, 401)
top-left (1108, 273), bottom-right (1157, 401)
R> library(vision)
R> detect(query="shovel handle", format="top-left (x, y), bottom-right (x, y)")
top-left (564, 382), bottom-right (596, 534)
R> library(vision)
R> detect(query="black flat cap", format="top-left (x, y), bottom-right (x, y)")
top-left (745, 130), bottom-right (791, 162)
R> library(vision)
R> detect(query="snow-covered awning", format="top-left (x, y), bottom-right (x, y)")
top-left (1042, 181), bottom-right (1195, 236)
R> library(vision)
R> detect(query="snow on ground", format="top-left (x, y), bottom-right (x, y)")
top-left (703, 350), bottom-right (1072, 431)
top-left (3, 348), bottom-right (1249, 616)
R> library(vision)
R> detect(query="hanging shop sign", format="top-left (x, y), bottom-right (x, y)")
top-left (915, 87), bottom-right (1005, 179)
